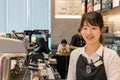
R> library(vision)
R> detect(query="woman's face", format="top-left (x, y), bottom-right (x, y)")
top-left (62, 43), bottom-right (66, 47)
top-left (81, 21), bottom-right (101, 45)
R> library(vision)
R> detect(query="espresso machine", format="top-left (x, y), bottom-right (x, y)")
top-left (0, 38), bottom-right (27, 80)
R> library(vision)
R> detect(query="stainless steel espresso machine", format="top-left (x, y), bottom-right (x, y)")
top-left (0, 38), bottom-right (27, 80)
top-left (0, 30), bottom-right (61, 80)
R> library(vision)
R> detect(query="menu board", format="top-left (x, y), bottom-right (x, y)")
top-left (55, 0), bottom-right (82, 18)
top-left (113, 0), bottom-right (119, 8)
top-left (94, 0), bottom-right (101, 12)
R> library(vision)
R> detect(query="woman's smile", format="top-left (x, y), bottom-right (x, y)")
top-left (86, 35), bottom-right (94, 40)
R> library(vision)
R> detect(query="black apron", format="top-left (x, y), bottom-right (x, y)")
top-left (76, 51), bottom-right (107, 80)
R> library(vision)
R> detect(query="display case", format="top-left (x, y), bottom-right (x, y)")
top-left (81, 0), bottom-right (86, 14)
top-left (87, 0), bottom-right (94, 12)
top-left (81, 0), bottom-right (93, 14)
top-left (101, 0), bottom-right (112, 12)
top-left (94, 0), bottom-right (101, 12)
top-left (112, 0), bottom-right (119, 8)
top-left (103, 33), bottom-right (120, 56)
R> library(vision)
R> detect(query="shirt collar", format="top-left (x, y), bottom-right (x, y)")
top-left (82, 44), bottom-right (104, 57)
top-left (95, 44), bottom-right (104, 57)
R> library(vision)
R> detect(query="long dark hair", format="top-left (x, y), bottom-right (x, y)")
top-left (80, 11), bottom-right (104, 43)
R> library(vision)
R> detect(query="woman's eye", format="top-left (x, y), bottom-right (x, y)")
top-left (82, 27), bottom-right (87, 30)
top-left (92, 27), bottom-right (97, 30)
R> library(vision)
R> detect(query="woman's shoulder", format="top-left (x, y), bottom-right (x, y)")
top-left (69, 48), bottom-right (83, 63)
top-left (58, 44), bottom-right (63, 48)
top-left (72, 34), bottom-right (78, 38)
top-left (58, 44), bottom-right (62, 46)
top-left (104, 47), bottom-right (117, 54)
top-left (70, 48), bottom-right (83, 56)
top-left (66, 44), bottom-right (69, 46)
top-left (104, 47), bottom-right (119, 58)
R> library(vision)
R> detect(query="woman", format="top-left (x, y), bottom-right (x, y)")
top-left (57, 39), bottom-right (70, 54)
top-left (55, 39), bottom-right (70, 79)
top-left (67, 11), bottom-right (120, 80)
top-left (69, 28), bottom-right (86, 52)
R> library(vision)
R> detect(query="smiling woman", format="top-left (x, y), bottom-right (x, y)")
top-left (80, 11), bottom-right (104, 45)
top-left (81, 21), bottom-right (102, 46)
top-left (67, 11), bottom-right (120, 80)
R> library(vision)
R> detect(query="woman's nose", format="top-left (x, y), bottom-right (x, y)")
top-left (86, 29), bottom-right (92, 34)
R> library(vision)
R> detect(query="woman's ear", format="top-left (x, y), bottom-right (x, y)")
top-left (79, 32), bottom-right (83, 38)
top-left (101, 28), bottom-right (104, 33)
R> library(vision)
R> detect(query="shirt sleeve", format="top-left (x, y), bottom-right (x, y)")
top-left (66, 44), bottom-right (70, 52)
top-left (107, 52), bottom-right (120, 80)
top-left (57, 44), bottom-right (62, 52)
top-left (67, 52), bottom-right (76, 80)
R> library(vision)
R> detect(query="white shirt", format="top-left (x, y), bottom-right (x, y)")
top-left (57, 44), bottom-right (70, 52)
top-left (67, 44), bottom-right (120, 80)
